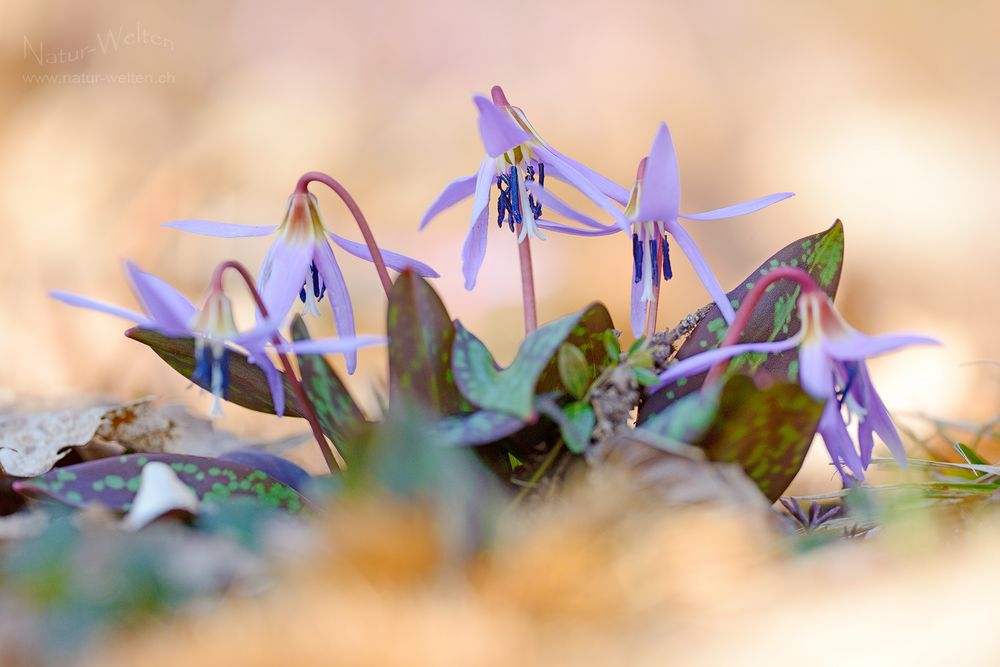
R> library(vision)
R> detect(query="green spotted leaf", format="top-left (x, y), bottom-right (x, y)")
top-left (290, 316), bottom-right (366, 443)
top-left (640, 220), bottom-right (845, 422)
top-left (452, 303), bottom-right (609, 419)
top-left (433, 409), bottom-right (532, 447)
top-left (12, 454), bottom-right (309, 513)
top-left (696, 375), bottom-right (824, 502)
top-left (387, 271), bottom-right (466, 417)
top-left (126, 328), bottom-right (304, 418)
top-left (537, 303), bottom-right (615, 393)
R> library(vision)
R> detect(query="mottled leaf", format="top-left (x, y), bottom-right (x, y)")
top-left (433, 410), bottom-right (532, 447)
top-left (126, 328), bottom-right (304, 418)
top-left (453, 303), bottom-right (610, 419)
top-left (12, 454), bottom-right (308, 513)
top-left (218, 450), bottom-right (312, 492)
top-left (557, 343), bottom-right (591, 400)
top-left (290, 316), bottom-right (366, 442)
top-left (387, 271), bottom-right (466, 416)
top-left (640, 220), bottom-right (844, 421)
top-left (696, 375), bottom-right (824, 502)
top-left (537, 398), bottom-right (595, 454)
top-left (638, 389), bottom-right (720, 448)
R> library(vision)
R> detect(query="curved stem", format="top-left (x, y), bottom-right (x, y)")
top-left (295, 171), bottom-right (393, 297)
top-left (704, 266), bottom-right (821, 386)
top-left (515, 229), bottom-right (538, 334)
top-left (212, 260), bottom-right (343, 473)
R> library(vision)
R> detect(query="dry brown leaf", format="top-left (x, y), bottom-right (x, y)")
top-left (0, 403), bottom-right (119, 476)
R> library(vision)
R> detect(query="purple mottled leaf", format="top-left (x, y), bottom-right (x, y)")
top-left (696, 375), bottom-right (824, 502)
top-left (126, 327), bottom-right (304, 418)
top-left (290, 316), bottom-right (366, 444)
top-left (12, 453), bottom-right (308, 512)
top-left (218, 449), bottom-right (311, 492)
top-left (434, 409), bottom-right (531, 447)
top-left (387, 271), bottom-right (467, 417)
top-left (639, 220), bottom-right (844, 422)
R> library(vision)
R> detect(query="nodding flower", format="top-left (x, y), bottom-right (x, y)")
top-left (651, 269), bottom-right (938, 483)
top-left (51, 262), bottom-right (382, 417)
top-left (526, 122), bottom-right (794, 337)
top-left (163, 179), bottom-right (437, 374)
top-left (420, 85), bottom-right (631, 290)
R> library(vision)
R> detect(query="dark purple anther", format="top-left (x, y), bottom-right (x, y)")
top-left (662, 235), bottom-right (673, 281)
top-left (632, 233), bottom-right (643, 283)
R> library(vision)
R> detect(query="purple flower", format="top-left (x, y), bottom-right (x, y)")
top-left (652, 290), bottom-right (938, 482)
top-left (164, 192), bottom-right (435, 373)
top-left (50, 262), bottom-right (381, 417)
top-left (419, 85), bottom-right (631, 290)
top-left (533, 123), bottom-right (793, 337)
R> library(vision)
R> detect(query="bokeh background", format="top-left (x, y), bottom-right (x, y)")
top-left (1, 1), bottom-right (997, 485)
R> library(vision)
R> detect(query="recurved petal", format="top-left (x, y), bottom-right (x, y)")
top-left (419, 174), bottom-right (477, 230)
top-left (534, 146), bottom-right (631, 233)
top-left (312, 239), bottom-right (358, 374)
top-left (49, 290), bottom-right (150, 327)
top-left (246, 345), bottom-right (285, 417)
top-left (542, 148), bottom-right (630, 204)
top-left (474, 95), bottom-right (533, 157)
top-left (822, 330), bottom-right (940, 362)
top-left (856, 363), bottom-right (907, 465)
top-left (680, 192), bottom-right (795, 221)
top-left (637, 123), bottom-right (681, 223)
top-left (258, 237), bottom-right (313, 327)
top-left (663, 219), bottom-right (736, 323)
top-left (279, 335), bottom-right (386, 355)
top-left (650, 337), bottom-right (800, 392)
top-left (327, 232), bottom-right (439, 277)
top-left (630, 272), bottom-right (646, 339)
top-left (535, 220), bottom-right (619, 237)
top-left (124, 261), bottom-right (197, 335)
top-left (161, 220), bottom-right (278, 238)
top-left (524, 180), bottom-right (618, 230)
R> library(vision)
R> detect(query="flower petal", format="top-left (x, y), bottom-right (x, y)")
top-left (534, 145), bottom-right (632, 233)
top-left (663, 219), bottom-right (736, 323)
top-left (419, 174), bottom-right (477, 230)
top-left (311, 239), bottom-right (358, 374)
top-left (630, 269), bottom-right (646, 339)
top-left (279, 335), bottom-right (386, 355)
top-left (856, 363), bottom-right (907, 465)
top-left (680, 193), bottom-right (794, 221)
top-left (258, 237), bottom-right (313, 327)
top-left (474, 95), bottom-right (533, 157)
top-left (822, 331), bottom-right (940, 361)
top-left (535, 220), bottom-right (619, 237)
top-left (161, 220), bottom-right (278, 238)
top-left (246, 345), bottom-right (285, 417)
top-left (124, 262), bottom-right (196, 334)
top-left (650, 337), bottom-right (800, 392)
top-left (637, 123), bottom-right (681, 223)
top-left (49, 290), bottom-right (150, 327)
top-left (798, 340), bottom-right (835, 400)
top-left (541, 148), bottom-right (630, 204)
top-left (461, 157), bottom-right (496, 291)
top-left (818, 401), bottom-right (865, 481)
top-left (326, 232), bottom-right (439, 277)
top-left (524, 180), bottom-right (618, 230)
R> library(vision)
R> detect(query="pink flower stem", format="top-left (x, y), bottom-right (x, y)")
top-left (704, 266), bottom-right (821, 386)
top-left (515, 228), bottom-right (539, 334)
top-left (643, 280), bottom-right (661, 339)
top-left (211, 260), bottom-right (343, 473)
top-left (294, 171), bottom-right (393, 297)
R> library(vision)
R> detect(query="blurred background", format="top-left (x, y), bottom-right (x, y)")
top-left (1, 1), bottom-right (997, 484)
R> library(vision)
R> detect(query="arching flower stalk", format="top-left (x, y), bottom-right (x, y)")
top-left (164, 171), bottom-right (437, 373)
top-left (420, 85), bottom-right (631, 333)
top-left (51, 261), bottom-right (382, 473)
top-left (652, 267), bottom-right (938, 482)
